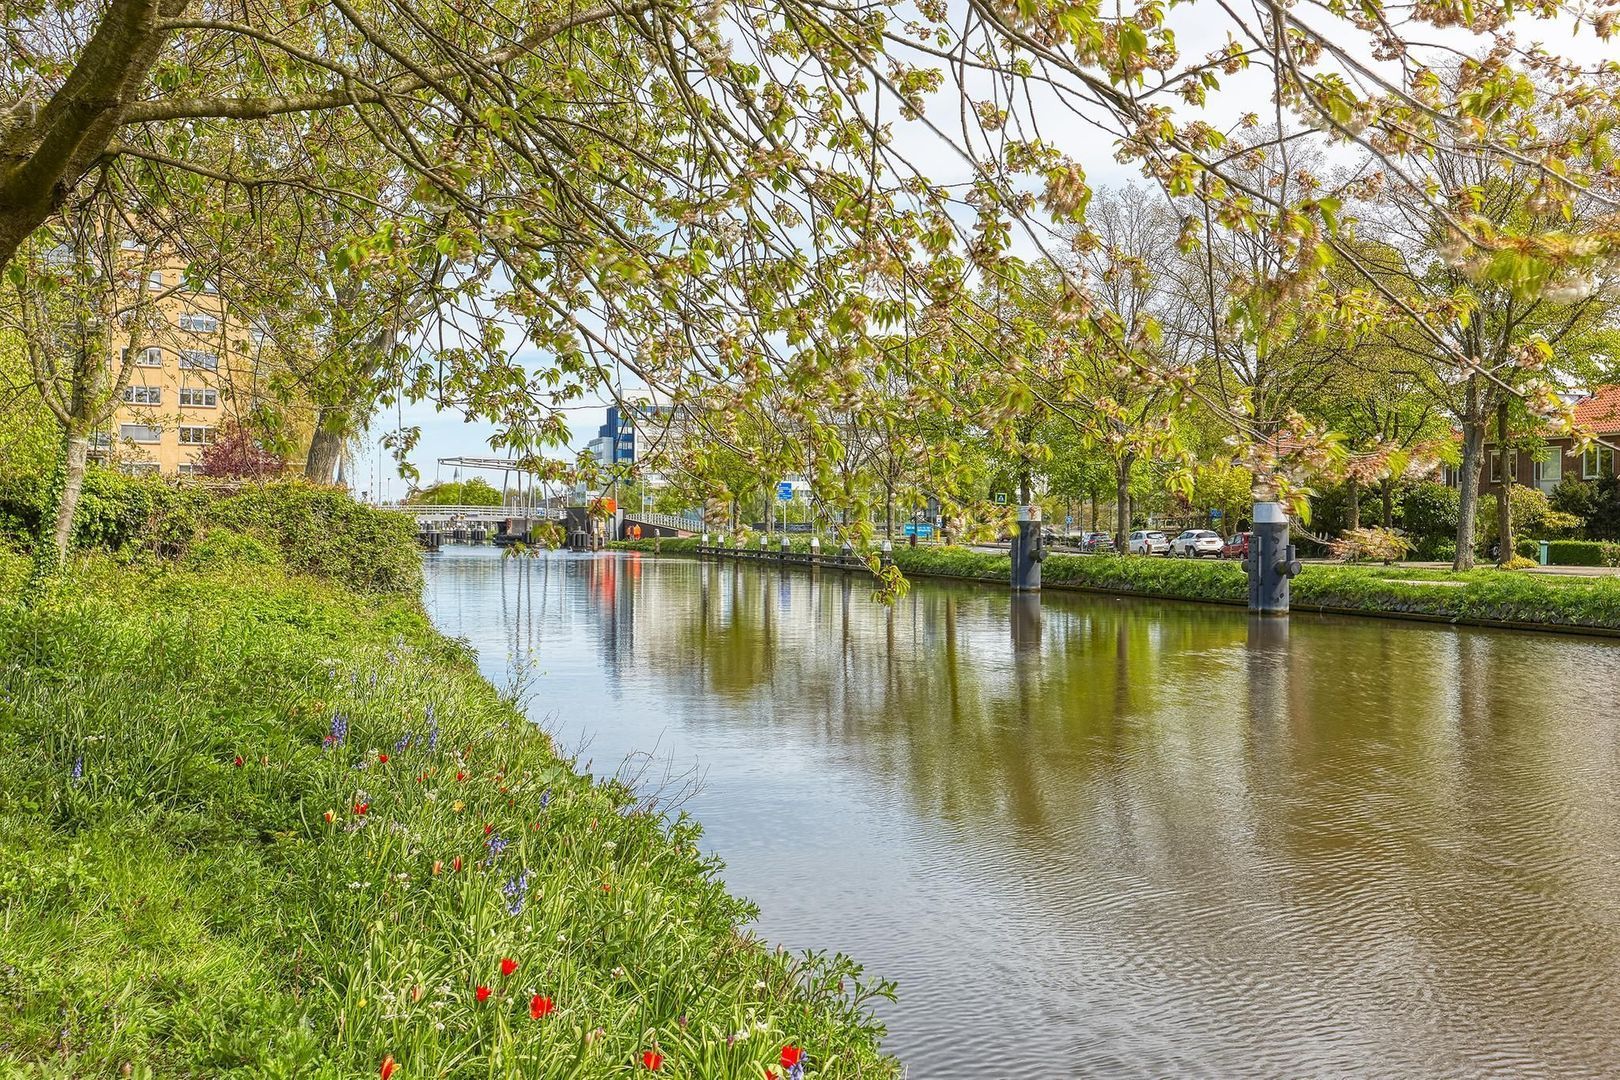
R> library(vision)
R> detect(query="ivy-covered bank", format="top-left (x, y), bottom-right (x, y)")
top-left (0, 485), bottom-right (896, 1078)
top-left (611, 538), bottom-right (1620, 635)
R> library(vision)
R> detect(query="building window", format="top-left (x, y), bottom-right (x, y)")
top-left (122, 385), bottom-right (161, 406)
top-left (178, 386), bottom-right (218, 408)
top-left (179, 351), bottom-right (218, 371)
top-left (1442, 465), bottom-right (1460, 487)
top-left (177, 312), bottom-right (218, 333)
top-left (122, 461), bottom-right (160, 476)
top-left (119, 423), bottom-right (161, 444)
top-left (120, 346), bottom-right (162, 367)
top-left (1583, 446), bottom-right (1615, 479)
top-left (1534, 453), bottom-right (1563, 490)
top-left (177, 462), bottom-right (200, 476)
top-left (178, 425), bottom-right (212, 446)
top-left (149, 270), bottom-right (165, 288)
top-left (1490, 450), bottom-right (1516, 484)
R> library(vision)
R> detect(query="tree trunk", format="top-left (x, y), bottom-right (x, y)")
top-left (1114, 454), bottom-right (1133, 552)
top-left (27, 432), bottom-right (88, 596)
top-left (305, 420), bottom-right (344, 484)
top-left (1347, 475), bottom-right (1360, 533)
top-left (51, 434), bottom-right (89, 559)
top-left (1455, 406), bottom-right (1486, 571)
top-left (884, 483), bottom-right (894, 539)
top-left (1496, 396), bottom-right (1513, 567)
top-left (1089, 488), bottom-right (1098, 530)
top-left (1381, 478), bottom-right (1393, 530)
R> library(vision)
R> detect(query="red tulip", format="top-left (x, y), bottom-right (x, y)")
top-left (780, 1046), bottom-right (804, 1070)
top-left (323, 809), bottom-right (335, 824)
top-left (641, 1050), bottom-right (663, 1071)
top-left (475, 985), bottom-right (491, 1003)
top-left (354, 802), bottom-right (369, 815)
top-left (452, 856), bottom-right (463, 872)
top-left (530, 993), bottom-right (554, 1019)
top-left (484, 823), bottom-right (493, 835)
top-left (232, 755), bottom-right (244, 767)
top-left (500, 957), bottom-right (518, 978)
top-left (380, 1054), bottom-right (397, 1080)
top-left (456, 770), bottom-right (467, 782)
top-left (378, 753), bottom-right (389, 764)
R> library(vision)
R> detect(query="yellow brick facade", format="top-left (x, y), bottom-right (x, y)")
top-left (93, 260), bottom-right (311, 476)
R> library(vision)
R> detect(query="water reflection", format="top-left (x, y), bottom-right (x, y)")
top-left (425, 548), bottom-right (1620, 1078)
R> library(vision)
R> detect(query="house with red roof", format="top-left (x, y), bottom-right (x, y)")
top-left (1472, 385), bottom-right (1620, 496)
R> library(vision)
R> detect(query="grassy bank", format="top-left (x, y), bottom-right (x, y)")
top-left (611, 538), bottom-right (1620, 633)
top-left (0, 491), bottom-right (897, 1078)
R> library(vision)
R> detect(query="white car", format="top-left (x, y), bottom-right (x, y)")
top-left (1128, 530), bottom-right (1170, 556)
top-left (1170, 529), bottom-right (1224, 558)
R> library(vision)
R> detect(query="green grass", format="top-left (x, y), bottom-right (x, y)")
top-left (614, 538), bottom-right (1620, 632)
top-left (0, 548), bottom-right (897, 1078)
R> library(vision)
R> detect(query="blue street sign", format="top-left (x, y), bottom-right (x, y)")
top-left (777, 481), bottom-right (794, 501)
top-left (903, 523), bottom-right (934, 538)
top-left (1210, 508), bottom-right (1222, 520)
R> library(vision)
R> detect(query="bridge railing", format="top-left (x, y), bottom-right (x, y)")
top-left (394, 505), bottom-right (566, 522)
top-left (624, 511), bottom-right (701, 532)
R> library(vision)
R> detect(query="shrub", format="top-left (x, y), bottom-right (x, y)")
top-left (1552, 476), bottom-right (1596, 518)
top-left (196, 419), bottom-right (287, 478)
top-left (1397, 481), bottom-right (1459, 550)
top-left (1, 469), bottom-right (421, 594)
top-left (1587, 476), bottom-right (1620, 540)
top-left (1412, 536), bottom-right (1457, 562)
top-left (208, 482), bottom-right (422, 594)
top-left (1327, 527), bottom-right (1409, 563)
top-left (1473, 486), bottom-right (1581, 552)
top-left (183, 526), bottom-right (282, 571)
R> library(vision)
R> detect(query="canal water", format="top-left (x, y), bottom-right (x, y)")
top-left (423, 547), bottom-right (1620, 1078)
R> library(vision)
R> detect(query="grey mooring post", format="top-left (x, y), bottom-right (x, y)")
top-left (1247, 501), bottom-right (1302, 614)
top-left (1011, 504), bottom-right (1045, 592)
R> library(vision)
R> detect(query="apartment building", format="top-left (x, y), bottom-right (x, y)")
top-left (91, 257), bottom-right (306, 476)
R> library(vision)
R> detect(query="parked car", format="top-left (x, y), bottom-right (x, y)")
top-left (1128, 530), bottom-right (1170, 556)
top-left (1222, 532), bottom-right (1253, 560)
top-left (1080, 531), bottom-right (1116, 553)
top-left (1170, 529), bottom-right (1224, 558)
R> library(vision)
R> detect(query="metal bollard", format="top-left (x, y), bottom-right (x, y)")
top-left (1246, 501), bottom-right (1301, 614)
top-left (880, 539), bottom-right (893, 568)
top-left (780, 535), bottom-right (790, 560)
top-left (810, 536), bottom-right (821, 565)
top-left (1011, 504), bottom-right (1044, 592)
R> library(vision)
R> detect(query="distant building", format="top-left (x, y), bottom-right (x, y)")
top-left (589, 403), bottom-right (691, 483)
top-left (1470, 385), bottom-right (1620, 495)
top-left (91, 255), bottom-right (310, 477)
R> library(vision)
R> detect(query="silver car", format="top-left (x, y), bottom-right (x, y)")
top-left (1128, 529), bottom-right (1170, 555)
top-left (1170, 529), bottom-right (1223, 558)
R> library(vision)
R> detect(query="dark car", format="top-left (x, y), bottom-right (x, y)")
top-left (1222, 532), bottom-right (1252, 560)
top-left (1081, 531), bottom-right (1116, 553)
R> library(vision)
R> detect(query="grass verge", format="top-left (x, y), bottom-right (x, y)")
top-left (612, 539), bottom-right (1620, 632)
top-left (0, 543), bottom-right (896, 1077)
